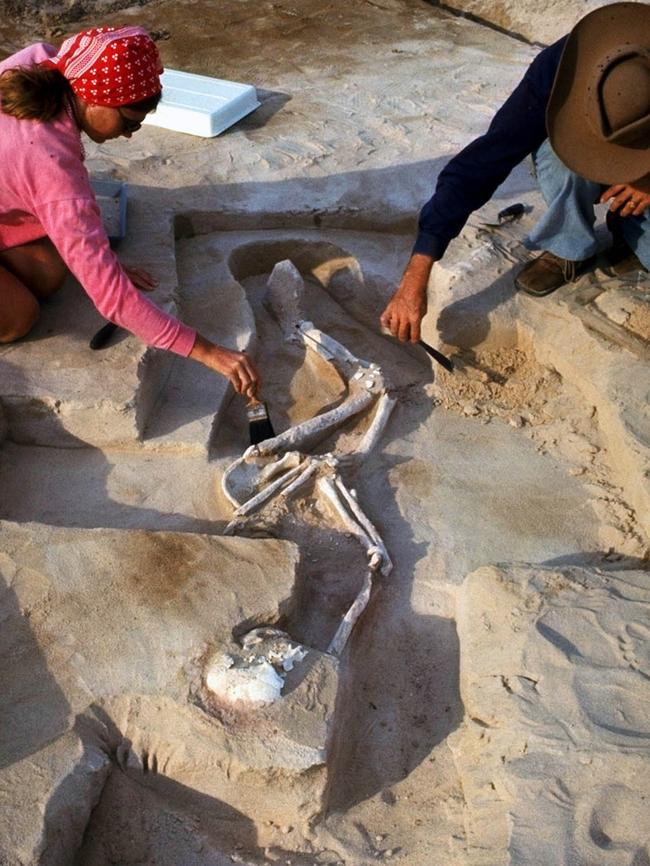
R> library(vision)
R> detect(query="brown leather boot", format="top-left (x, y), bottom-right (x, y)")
top-left (515, 251), bottom-right (594, 297)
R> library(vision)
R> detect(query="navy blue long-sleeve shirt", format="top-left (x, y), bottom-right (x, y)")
top-left (413, 36), bottom-right (568, 260)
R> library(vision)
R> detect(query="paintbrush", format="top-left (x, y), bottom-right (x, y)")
top-left (247, 399), bottom-right (275, 446)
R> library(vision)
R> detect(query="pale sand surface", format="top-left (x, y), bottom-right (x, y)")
top-left (0, 2), bottom-right (648, 865)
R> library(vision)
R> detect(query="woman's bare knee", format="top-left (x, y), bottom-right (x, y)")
top-left (0, 293), bottom-right (38, 343)
top-left (0, 310), bottom-right (39, 342)
top-left (0, 238), bottom-right (67, 300)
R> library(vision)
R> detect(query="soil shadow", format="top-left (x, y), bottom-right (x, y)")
top-left (0, 356), bottom-right (226, 532)
top-left (65, 708), bottom-right (261, 865)
top-left (0, 571), bottom-right (71, 770)
top-left (329, 601), bottom-right (462, 812)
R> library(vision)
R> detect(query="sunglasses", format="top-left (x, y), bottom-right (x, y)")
top-left (117, 108), bottom-right (143, 134)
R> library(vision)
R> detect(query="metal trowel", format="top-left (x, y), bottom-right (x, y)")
top-left (380, 326), bottom-right (454, 372)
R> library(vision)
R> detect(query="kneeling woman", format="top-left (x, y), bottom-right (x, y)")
top-left (0, 26), bottom-right (259, 398)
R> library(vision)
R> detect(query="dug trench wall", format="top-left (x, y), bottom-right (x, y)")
top-left (0, 0), bottom-right (636, 45)
top-left (436, 0), bottom-right (636, 44)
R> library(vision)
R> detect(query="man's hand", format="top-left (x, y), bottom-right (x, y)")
top-left (380, 253), bottom-right (434, 342)
top-left (124, 265), bottom-right (159, 291)
top-left (601, 175), bottom-right (650, 217)
top-left (190, 334), bottom-right (260, 399)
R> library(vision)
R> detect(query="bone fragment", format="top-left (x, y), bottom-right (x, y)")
top-left (223, 451), bottom-right (305, 509)
top-left (327, 571), bottom-right (373, 656)
top-left (234, 459), bottom-right (309, 517)
top-left (311, 256), bottom-right (365, 294)
top-left (258, 451), bottom-right (303, 486)
top-left (265, 260), bottom-right (306, 339)
top-left (298, 321), bottom-right (372, 377)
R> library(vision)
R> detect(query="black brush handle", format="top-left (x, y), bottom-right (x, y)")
top-left (417, 339), bottom-right (454, 373)
top-left (89, 321), bottom-right (119, 350)
top-left (497, 202), bottom-right (525, 222)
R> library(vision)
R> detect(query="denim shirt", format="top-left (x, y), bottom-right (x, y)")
top-left (413, 36), bottom-right (568, 260)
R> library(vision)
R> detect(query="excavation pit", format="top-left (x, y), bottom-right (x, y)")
top-left (1, 210), bottom-right (648, 864)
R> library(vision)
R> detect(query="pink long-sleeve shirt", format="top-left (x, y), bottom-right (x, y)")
top-left (0, 42), bottom-right (196, 356)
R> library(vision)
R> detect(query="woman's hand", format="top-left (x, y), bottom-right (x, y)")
top-left (380, 253), bottom-right (434, 342)
top-left (124, 265), bottom-right (159, 291)
top-left (189, 334), bottom-right (260, 398)
top-left (601, 175), bottom-right (650, 218)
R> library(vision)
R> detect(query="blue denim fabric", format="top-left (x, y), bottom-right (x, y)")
top-left (525, 139), bottom-right (650, 269)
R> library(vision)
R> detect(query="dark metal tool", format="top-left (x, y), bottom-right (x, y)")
top-left (89, 321), bottom-right (119, 350)
top-left (480, 201), bottom-right (527, 230)
top-left (497, 202), bottom-right (526, 222)
top-left (380, 326), bottom-right (453, 372)
top-left (416, 339), bottom-right (454, 372)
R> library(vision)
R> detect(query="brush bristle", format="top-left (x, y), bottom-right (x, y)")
top-left (249, 418), bottom-right (275, 445)
top-left (247, 401), bottom-right (275, 445)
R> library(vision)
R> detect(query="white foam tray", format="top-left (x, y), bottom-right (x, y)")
top-left (143, 69), bottom-right (260, 137)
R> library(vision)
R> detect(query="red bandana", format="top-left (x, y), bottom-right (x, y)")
top-left (43, 26), bottom-right (162, 107)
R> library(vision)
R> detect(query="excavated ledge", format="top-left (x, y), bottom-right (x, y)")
top-left (0, 521), bottom-right (343, 862)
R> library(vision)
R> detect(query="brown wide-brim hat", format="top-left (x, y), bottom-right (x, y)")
top-left (547, 2), bottom-right (650, 184)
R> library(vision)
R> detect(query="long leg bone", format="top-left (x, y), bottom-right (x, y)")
top-left (254, 388), bottom-right (376, 457)
top-left (333, 476), bottom-right (392, 576)
top-left (327, 571), bottom-right (373, 657)
top-left (341, 392), bottom-right (397, 468)
top-left (276, 459), bottom-right (319, 500)
top-left (319, 472), bottom-right (391, 654)
top-left (318, 476), bottom-right (390, 575)
top-left (318, 476), bottom-right (366, 537)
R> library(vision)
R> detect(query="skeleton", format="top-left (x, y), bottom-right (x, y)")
top-left (222, 260), bottom-right (396, 656)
